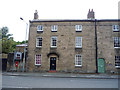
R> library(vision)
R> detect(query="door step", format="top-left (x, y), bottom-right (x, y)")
top-left (49, 70), bottom-right (56, 73)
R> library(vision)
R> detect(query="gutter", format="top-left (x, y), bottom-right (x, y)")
top-left (95, 19), bottom-right (98, 73)
top-left (29, 19), bottom-right (120, 23)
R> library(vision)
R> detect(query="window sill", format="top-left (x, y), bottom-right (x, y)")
top-left (76, 30), bottom-right (82, 32)
top-left (37, 31), bottom-right (43, 33)
top-left (51, 46), bottom-right (57, 49)
top-left (75, 65), bottom-right (82, 67)
top-left (115, 66), bottom-right (120, 68)
top-left (36, 46), bottom-right (42, 48)
top-left (35, 64), bottom-right (41, 67)
top-left (75, 47), bottom-right (82, 49)
top-left (35, 64), bottom-right (41, 66)
top-left (114, 47), bottom-right (120, 49)
top-left (113, 30), bottom-right (119, 32)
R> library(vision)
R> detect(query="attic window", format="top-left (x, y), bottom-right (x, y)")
top-left (37, 25), bottom-right (43, 32)
top-left (113, 25), bottom-right (119, 32)
top-left (75, 25), bottom-right (82, 32)
top-left (51, 25), bottom-right (57, 32)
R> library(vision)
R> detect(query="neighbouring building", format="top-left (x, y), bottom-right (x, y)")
top-left (7, 44), bottom-right (28, 71)
top-left (16, 44), bottom-right (28, 53)
top-left (27, 10), bottom-right (120, 73)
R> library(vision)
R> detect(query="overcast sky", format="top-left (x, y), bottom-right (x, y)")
top-left (0, 0), bottom-right (120, 41)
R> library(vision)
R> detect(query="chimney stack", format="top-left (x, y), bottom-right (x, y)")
top-left (87, 9), bottom-right (95, 19)
top-left (34, 10), bottom-right (39, 20)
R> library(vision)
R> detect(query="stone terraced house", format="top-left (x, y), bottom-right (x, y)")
top-left (27, 10), bottom-right (120, 73)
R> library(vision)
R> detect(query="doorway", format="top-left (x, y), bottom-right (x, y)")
top-left (98, 58), bottom-right (105, 73)
top-left (50, 57), bottom-right (56, 70)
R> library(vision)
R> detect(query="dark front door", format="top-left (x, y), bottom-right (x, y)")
top-left (50, 57), bottom-right (56, 70)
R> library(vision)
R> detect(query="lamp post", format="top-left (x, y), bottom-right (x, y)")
top-left (20, 17), bottom-right (28, 72)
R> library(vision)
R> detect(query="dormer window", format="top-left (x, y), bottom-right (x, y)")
top-left (37, 25), bottom-right (43, 32)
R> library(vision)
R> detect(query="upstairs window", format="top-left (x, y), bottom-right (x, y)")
top-left (75, 54), bottom-right (82, 66)
top-left (115, 56), bottom-right (120, 68)
top-left (75, 25), bottom-right (82, 32)
top-left (75, 37), bottom-right (82, 48)
top-left (51, 36), bottom-right (57, 48)
top-left (37, 25), bottom-right (43, 32)
top-left (35, 54), bottom-right (41, 65)
top-left (114, 37), bottom-right (120, 48)
top-left (51, 25), bottom-right (57, 32)
top-left (113, 25), bottom-right (119, 32)
top-left (36, 37), bottom-right (42, 47)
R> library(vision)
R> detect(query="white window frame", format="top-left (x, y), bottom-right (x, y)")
top-left (113, 37), bottom-right (120, 48)
top-left (75, 54), bottom-right (82, 67)
top-left (15, 52), bottom-right (22, 60)
top-left (51, 36), bottom-right (57, 48)
top-left (115, 56), bottom-right (120, 68)
top-left (113, 25), bottom-right (119, 31)
top-left (51, 25), bottom-right (58, 32)
top-left (16, 54), bottom-right (20, 59)
top-left (35, 54), bottom-right (41, 65)
top-left (75, 25), bottom-right (82, 31)
top-left (36, 37), bottom-right (42, 47)
top-left (75, 37), bottom-right (82, 48)
top-left (37, 25), bottom-right (43, 31)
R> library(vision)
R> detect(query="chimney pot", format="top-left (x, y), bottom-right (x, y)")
top-left (89, 9), bottom-right (90, 12)
top-left (87, 9), bottom-right (95, 19)
top-left (34, 10), bottom-right (39, 20)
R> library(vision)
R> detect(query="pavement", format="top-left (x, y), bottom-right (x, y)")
top-left (2, 72), bottom-right (119, 79)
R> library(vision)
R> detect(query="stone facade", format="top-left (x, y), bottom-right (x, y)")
top-left (27, 11), bottom-right (120, 73)
top-left (97, 20), bottom-right (120, 73)
top-left (16, 44), bottom-right (27, 53)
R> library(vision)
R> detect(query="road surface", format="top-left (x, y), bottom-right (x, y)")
top-left (2, 75), bottom-right (118, 88)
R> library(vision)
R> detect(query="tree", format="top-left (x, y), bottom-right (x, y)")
top-left (1, 27), bottom-right (12, 39)
top-left (1, 27), bottom-right (14, 54)
top-left (1, 26), bottom-right (28, 54)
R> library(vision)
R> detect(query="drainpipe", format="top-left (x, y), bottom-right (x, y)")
top-left (95, 19), bottom-right (98, 73)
